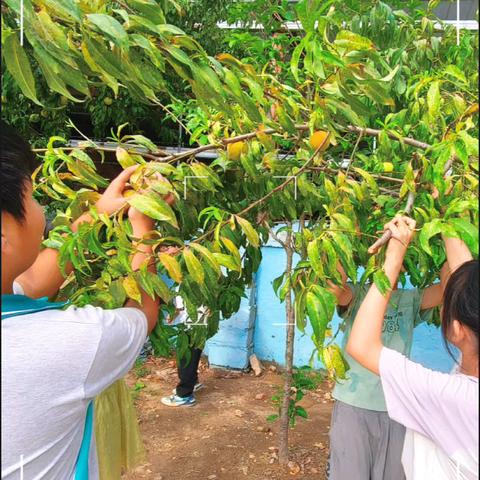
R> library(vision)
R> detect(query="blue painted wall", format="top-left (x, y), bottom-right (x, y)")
top-left (252, 245), bottom-right (455, 373)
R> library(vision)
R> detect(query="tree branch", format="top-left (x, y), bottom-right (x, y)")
top-left (346, 126), bottom-right (431, 150)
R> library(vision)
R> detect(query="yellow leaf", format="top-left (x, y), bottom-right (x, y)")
top-left (123, 276), bottom-right (142, 303)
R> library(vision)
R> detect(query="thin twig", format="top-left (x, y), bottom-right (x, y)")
top-left (267, 224), bottom-right (286, 248)
top-left (368, 157), bottom-right (432, 254)
top-left (152, 99), bottom-right (193, 137)
top-left (345, 128), bottom-right (365, 176)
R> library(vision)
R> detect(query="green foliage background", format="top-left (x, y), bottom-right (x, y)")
top-left (2, 0), bottom-right (479, 373)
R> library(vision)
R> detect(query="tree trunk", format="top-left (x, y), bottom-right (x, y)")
top-left (278, 227), bottom-right (295, 464)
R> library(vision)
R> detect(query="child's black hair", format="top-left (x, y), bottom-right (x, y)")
top-left (442, 259), bottom-right (479, 359)
top-left (0, 120), bottom-right (38, 221)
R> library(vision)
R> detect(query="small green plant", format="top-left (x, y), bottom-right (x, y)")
top-left (134, 359), bottom-right (151, 378)
top-left (267, 366), bottom-right (325, 427)
top-left (131, 381), bottom-right (146, 401)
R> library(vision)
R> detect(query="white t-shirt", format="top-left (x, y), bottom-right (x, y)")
top-left (380, 348), bottom-right (479, 479)
top-left (401, 356), bottom-right (474, 480)
top-left (1, 284), bottom-right (147, 479)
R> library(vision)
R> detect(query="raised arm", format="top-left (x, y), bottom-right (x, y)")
top-left (124, 207), bottom-right (159, 334)
top-left (420, 261), bottom-right (450, 310)
top-left (16, 166), bottom-right (139, 299)
top-left (346, 216), bottom-right (415, 374)
top-left (326, 262), bottom-right (353, 307)
top-left (442, 235), bottom-right (474, 273)
top-left (420, 235), bottom-right (475, 311)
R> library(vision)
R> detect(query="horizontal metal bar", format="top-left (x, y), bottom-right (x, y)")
top-left (215, 19), bottom-right (478, 30)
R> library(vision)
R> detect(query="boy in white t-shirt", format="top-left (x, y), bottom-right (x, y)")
top-left (1, 121), bottom-right (170, 479)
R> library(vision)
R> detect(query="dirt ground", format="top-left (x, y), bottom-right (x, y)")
top-left (123, 355), bottom-right (334, 480)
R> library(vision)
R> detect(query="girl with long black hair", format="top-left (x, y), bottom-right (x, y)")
top-left (347, 215), bottom-right (478, 479)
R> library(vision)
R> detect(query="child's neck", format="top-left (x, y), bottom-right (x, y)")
top-left (460, 353), bottom-right (479, 378)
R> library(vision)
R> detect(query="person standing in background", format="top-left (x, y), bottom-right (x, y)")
top-left (161, 295), bottom-right (206, 407)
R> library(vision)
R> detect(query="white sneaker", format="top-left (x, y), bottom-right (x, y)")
top-left (161, 394), bottom-right (196, 407)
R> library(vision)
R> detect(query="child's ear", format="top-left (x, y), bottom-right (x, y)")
top-left (450, 319), bottom-right (465, 345)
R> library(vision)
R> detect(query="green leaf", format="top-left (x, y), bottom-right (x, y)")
top-left (322, 344), bottom-right (349, 380)
top-left (137, 269), bottom-right (155, 300)
top-left (419, 219), bottom-right (443, 257)
top-left (220, 236), bottom-right (241, 266)
top-left (306, 285), bottom-right (336, 349)
top-left (335, 30), bottom-right (375, 51)
top-left (183, 248), bottom-right (204, 284)
top-left (212, 253), bottom-right (241, 272)
top-left (449, 218), bottom-right (479, 256)
top-left (189, 243), bottom-right (222, 277)
top-left (373, 269), bottom-right (391, 296)
top-left (235, 216), bottom-right (260, 248)
top-left (295, 289), bottom-right (307, 333)
top-left (307, 239), bottom-right (324, 278)
top-left (109, 279), bottom-right (127, 306)
top-left (123, 135), bottom-right (158, 152)
top-left (295, 406), bottom-right (308, 419)
top-left (86, 14), bottom-right (128, 48)
top-left (290, 37), bottom-right (306, 82)
top-left (331, 213), bottom-right (355, 232)
top-left (444, 65), bottom-right (467, 84)
top-left (67, 159), bottom-right (109, 189)
top-left (321, 237), bottom-right (342, 284)
top-left (444, 199), bottom-right (477, 219)
top-left (189, 162), bottom-right (222, 191)
top-left (454, 138), bottom-right (468, 168)
top-left (2, 32), bottom-right (41, 105)
top-left (353, 168), bottom-right (379, 193)
top-left (158, 252), bottom-right (183, 283)
top-left (128, 0), bottom-right (166, 24)
top-left (33, 47), bottom-right (83, 102)
top-left (272, 273), bottom-right (285, 296)
top-left (317, 49), bottom-right (345, 68)
top-left (427, 80), bottom-right (441, 120)
top-left (128, 192), bottom-right (178, 228)
top-left (266, 414), bottom-right (279, 423)
top-left (149, 273), bottom-right (172, 302)
top-left (329, 232), bottom-right (356, 281)
top-left (278, 276), bottom-right (291, 302)
top-left (379, 65), bottom-right (400, 82)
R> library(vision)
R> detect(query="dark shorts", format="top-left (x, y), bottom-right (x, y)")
top-left (327, 400), bottom-right (406, 480)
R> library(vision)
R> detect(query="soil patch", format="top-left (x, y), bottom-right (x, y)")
top-left (123, 356), bottom-right (334, 480)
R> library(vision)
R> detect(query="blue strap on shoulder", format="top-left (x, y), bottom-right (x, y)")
top-left (1, 294), bottom-right (68, 320)
top-left (2, 294), bottom-right (93, 479)
top-left (74, 401), bottom-right (94, 480)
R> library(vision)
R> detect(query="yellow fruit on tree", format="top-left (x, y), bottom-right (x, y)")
top-left (309, 130), bottom-right (330, 152)
top-left (227, 141), bottom-right (246, 160)
top-left (382, 162), bottom-right (394, 173)
top-left (104, 97), bottom-right (113, 106)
